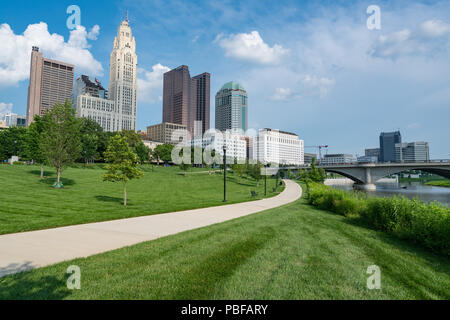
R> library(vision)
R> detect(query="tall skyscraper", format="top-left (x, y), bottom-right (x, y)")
top-left (26, 46), bottom-right (75, 126)
top-left (162, 65), bottom-right (210, 137)
top-left (379, 131), bottom-right (402, 162)
top-left (108, 17), bottom-right (138, 131)
top-left (395, 141), bottom-right (430, 162)
top-left (215, 81), bottom-right (248, 133)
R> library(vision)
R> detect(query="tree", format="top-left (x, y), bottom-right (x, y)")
top-left (135, 141), bottom-right (150, 163)
top-left (25, 115), bottom-right (46, 178)
top-left (79, 118), bottom-right (103, 165)
top-left (41, 101), bottom-right (82, 188)
top-left (102, 135), bottom-right (144, 206)
top-left (298, 158), bottom-right (327, 183)
top-left (0, 126), bottom-right (28, 160)
top-left (249, 162), bottom-right (263, 186)
top-left (153, 144), bottom-right (174, 165)
top-left (233, 163), bottom-right (246, 183)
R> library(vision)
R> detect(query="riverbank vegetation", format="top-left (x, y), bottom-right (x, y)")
top-left (425, 180), bottom-right (450, 188)
top-left (306, 182), bottom-right (450, 256)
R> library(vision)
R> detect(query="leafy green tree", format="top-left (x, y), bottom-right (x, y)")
top-left (249, 162), bottom-right (263, 186)
top-left (233, 163), bottom-right (246, 183)
top-left (25, 115), bottom-right (46, 177)
top-left (0, 126), bottom-right (28, 160)
top-left (121, 130), bottom-right (142, 148)
top-left (41, 101), bottom-right (82, 187)
top-left (153, 144), bottom-right (174, 165)
top-left (102, 135), bottom-right (144, 206)
top-left (135, 141), bottom-right (150, 163)
top-left (79, 118), bottom-right (103, 164)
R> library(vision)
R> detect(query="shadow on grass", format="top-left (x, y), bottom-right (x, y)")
top-left (28, 169), bottom-right (54, 177)
top-left (39, 177), bottom-right (76, 186)
top-left (95, 195), bottom-right (125, 204)
top-left (0, 262), bottom-right (71, 300)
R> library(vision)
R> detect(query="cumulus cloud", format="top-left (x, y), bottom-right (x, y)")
top-left (370, 19), bottom-right (450, 59)
top-left (0, 22), bottom-right (103, 87)
top-left (0, 102), bottom-right (13, 117)
top-left (217, 31), bottom-right (288, 65)
top-left (137, 64), bottom-right (171, 103)
top-left (271, 88), bottom-right (294, 101)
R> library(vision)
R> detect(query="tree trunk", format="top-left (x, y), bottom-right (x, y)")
top-left (57, 167), bottom-right (61, 183)
top-left (123, 183), bottom-right (127, 207)
top-left (40, 165), bottom-right (44, 178)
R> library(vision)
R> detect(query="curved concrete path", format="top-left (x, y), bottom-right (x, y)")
top-left (0, 180), bottom-right (302, 278)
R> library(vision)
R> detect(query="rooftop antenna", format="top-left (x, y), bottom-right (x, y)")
top-left (126, 10), bottom-right (129, 22)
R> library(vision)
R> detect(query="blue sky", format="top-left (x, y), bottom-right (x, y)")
top-left (1, 0), bottom-right (449, 158)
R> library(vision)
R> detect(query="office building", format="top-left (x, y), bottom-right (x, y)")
top-left (26, 46), bottom-right (74, 126)
top-left (3, 113), bottom-right (26, 127)
top-left (252, 128), bottom-right (304, 165)
top-left (304, 152), bottom-right (317, 164)
top-left (163, 65), bottom-right (210, 137)
top-left (72, 75), bottom-right (108, 100)
top-left (379, 131), bottom-right (402, 162)
top-left (365, 148), bottom-right (380, 161)
top-left (190, 131), bottom-right (247, 162)
top-left (146, 122), bottom-right (188, 145)
top-left (108, 17), bottom-right (138, 131)
top-left (0, 121), bottom-right (8, 131)
top-left (357, 155), bottom-right (378, 163)
top-left (321, 154), bottom-right (356, 165)
top-left (395, 142), bottom-right (430, 162)
top-left (215, 81), bottom-right (248, 133)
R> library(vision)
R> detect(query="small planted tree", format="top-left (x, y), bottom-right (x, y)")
top-left (41, 101), bottom-right (82, 188)
top-left (25, 115), bottom-right (46, 178)
top-left (103, 135), bottom-right (143, 206)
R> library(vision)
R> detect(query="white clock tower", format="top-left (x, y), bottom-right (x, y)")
top-left (109, 15), bottom-right (138, 131)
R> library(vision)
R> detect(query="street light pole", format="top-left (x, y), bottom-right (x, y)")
top-left (14, 140), bottom-right (17, 156)
top-left (264, 166), bottom-right (267, 196)
top-left (223, 145), bottom-right (227, 202)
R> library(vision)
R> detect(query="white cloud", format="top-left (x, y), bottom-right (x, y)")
top-left (137, 64), bottom-right (171, 103)
top-left (370, 19), bottom-right (450, 59)
top-left (407, 122), bottom-right (421, 129)
top-left (87, 25), bottom-right (100, 40)
top-left (271, 88), bottom-right (293, 101)
top-left (0, 22), bottom-right (103, 87)
top-left (217, 31), bottom-right (288, 65)
top-left (0, 102), bottom-right (13, 118)
top-left (419, 20), bottom-right (450, 38)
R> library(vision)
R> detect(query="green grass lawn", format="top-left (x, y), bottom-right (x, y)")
top-left (425, 180), bottom-right (450, 188)
top-left (1, 183), bottom-right (448, 300)
top-left (0, 164), bottom-right (282, 235)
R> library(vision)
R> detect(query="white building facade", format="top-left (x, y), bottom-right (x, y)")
top-left (191, 131), bottom-right (247, 162)
top-left (252, 128), bottom-right (304, 166)
top-left (75, 95), bottom-right (118, 132)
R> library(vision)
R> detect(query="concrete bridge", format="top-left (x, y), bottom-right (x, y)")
top-left (282, 161), bottom-right (450, 190)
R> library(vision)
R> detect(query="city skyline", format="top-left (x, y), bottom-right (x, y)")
top-left (0, 0), bottom-right (449, 158)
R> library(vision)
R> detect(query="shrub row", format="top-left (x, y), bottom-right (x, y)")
top-left (306, 182), bottom-right (450, 256)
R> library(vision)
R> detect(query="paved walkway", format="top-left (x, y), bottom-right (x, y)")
top-left (0, 180), bottom-right (302, 278)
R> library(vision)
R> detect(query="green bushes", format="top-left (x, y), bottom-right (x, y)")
top-left (306, 182), bottom-right (450, 256)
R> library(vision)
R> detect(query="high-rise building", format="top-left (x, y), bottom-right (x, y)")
top-left (379, 131), bottom-right (401, 162)
top-left (108, 17), bottom-right (138, 131)
top-left (252, 128), bottom-right (304, 165)
top-left (215, 81), bottom-right (248, 133)
top-left (72, 75), bottom-right (108, 100)
top-left (395, 142), bottom-right (430, 162)
top-left (26, 46), bottom-right (74, 126)
top-left (191, 131), bottom-right (247, 162)
top-left (322, 154), bottom-right (356, 165)
top-left (163, 65), bottom-right (210, 137)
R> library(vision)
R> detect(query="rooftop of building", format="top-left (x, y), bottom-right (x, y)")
top-left (220, 81), bottom-right (245, 91)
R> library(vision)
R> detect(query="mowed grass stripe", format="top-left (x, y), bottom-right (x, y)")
top-left (0, 190), bottom-right (448, 300)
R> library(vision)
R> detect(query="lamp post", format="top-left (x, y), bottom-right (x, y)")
top-left (14, 140), bottom-right (17, 156)
top-left (223, 144), bottom-right (227, 202)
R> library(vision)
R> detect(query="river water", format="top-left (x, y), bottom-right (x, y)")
top-left (329, 181), bottom-right (450, 206)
